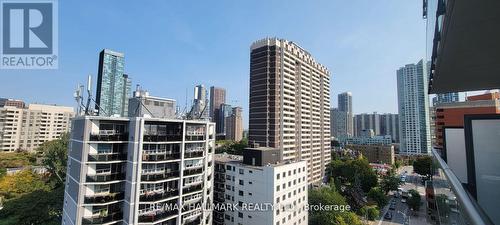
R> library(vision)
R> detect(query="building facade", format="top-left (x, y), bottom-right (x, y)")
top-left (379, 113), bottom-right (399, 143)
top-left (0, 98), bottom-right (25, 108)
top-left (248, 38), bottom-right (331, 184)
top-left (62, 116), bottom-right (215, 225)
top-left (217, 104), bottom-right (232, 139)
top-left (432, 92), bottom-right (460, 106)
top-left (0, 103), bottom-right (74, 152)
top-left (434, 92), bottom-right (500, 149)
top-left (128, 89), bottom-right (177, 119)
top-left (397, 60), bottom-right (431, 155)
top-left (346, 144), bottom-right (395, 165)
top-left (338, 92), bottom-right (353, 136)
top-left (354, 113), bottom-right (380, 137)
top-left (192, 85), bottom-right (209, 120)
top-left (95, 49), bottom-right (131, 117)
top-left (343, 135), bottom-right (392, 146)
top-left (209, 87), bottom-right (226, 134)
top-left (225, 107), bottom-right (243, 142)
top-left (330, 108), bottom-right (349, 140)
top-left (213, 148), bottom-right (308, 225)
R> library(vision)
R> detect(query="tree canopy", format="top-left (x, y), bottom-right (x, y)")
top-left (308, 186), bottom-right (363, 225)
top-left (0, 170), bottom-right (50, 199)
top-left (407, 189), bottom-right (422, 211)
top-left (0, 186), bottom-right (64, 225)
top-left (38, 133), bottom-right (69, 184)
top-left (367, 187), bottom-right (388, 208)
top-left (413, 156), bottom-right (432, 177)
top-left (380, 173), bottom-right (401, 194)
top-left (327, 157), bottom-right (378, 193)
top-left (215, 138), bottom-right (248, 155)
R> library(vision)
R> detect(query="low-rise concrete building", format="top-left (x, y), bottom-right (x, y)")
top-left (213, 147), bottom-right (308, 225)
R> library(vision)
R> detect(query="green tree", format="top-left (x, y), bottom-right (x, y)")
top-left (367, 187), bottom-right (388, 208)
top-left (413, 156), bottom-right (432, 177)
top-left (380, 174), bottom-right (401, 194)
top-left (0, 152), bottom-right (37, 168)
top-left (328, 157), bottom-right (378, 193)
top-left (38, 133), bottom-right (69, 184)
top-left (309, 186), bottom-right (363, 225)
top-left (407, 189), bottom-right (421, 211)
top-left (0, 185), bottom-right (64, 225)
top-left (360, 205), bottom-right (380, 221)
top-left (0, 170), bottom-right (50, 199)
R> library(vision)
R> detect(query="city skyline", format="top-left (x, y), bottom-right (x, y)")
top-left (0, 0), bottom-right (428, 128)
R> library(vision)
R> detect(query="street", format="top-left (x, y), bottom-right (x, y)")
top-left (377, 166), bottom-right (428, 225)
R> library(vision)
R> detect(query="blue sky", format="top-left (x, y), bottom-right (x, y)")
top-left (0, 0), bottom-right (426, 127)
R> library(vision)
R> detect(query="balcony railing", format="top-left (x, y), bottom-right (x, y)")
top-left (90, 132), bottom-right (128, 142)
top-left (142, 153), bottom-right (180, 161)
top-left (143, 134), bottom-right (182, 142)
top-left (83, 192), bottom-right (124, 204)
top-left (184, 151), bottom-right (204, 159)
top-left (430, 149), bottom-right (493, 225)
top-left (138, 209), bottom-right (178, 223)
top-left (88, 153), bottom-right (127, 162)
top-left (141, 171), bottom-right (180, 182)
top-left (183, 184), bottom-right (203, 195)
top-left (183, 168), bottom-right (203, 176)
top-left (81, 212), bottom-right (123, 224)
top-left (139, 190), bottom-right (179, 202)
top-left (185, 135), bottom-right (205, 141)
top-left (86, 173), bottom-right (125, 183)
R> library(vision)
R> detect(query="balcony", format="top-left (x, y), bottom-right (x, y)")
top-left (184, 151), bottom-right (203, 159)
top-left (90, 131), bottom-right (128, 142)
top-left (142, 152), bottom-right (180, 161)
top-left (143, 134), bottom-right (182, 142)
top-left (183, 184), bottom-right (203, 195)
top-left (183, 168), bottom-right (203, 177)
top-left (138, 209), bottom-right (178, 223)
top-left (86, 173), bottom-right (125, 183)
top-left (81, 212), bottom-right (123, 224)
top-left (84, 192), bottom-right (124, 204)
top-left (141, 171), bottom-right (180, 182)
top-left (183, 218), bottom-right (201, 225)
top-left (183, 193), bottom-right (202, 205)
top-left (139, 190), bottom-right (179, 202)
top-left (88, 153), bottom-right (127, 162)
top-left (429, 149), bottom-right (493, 225)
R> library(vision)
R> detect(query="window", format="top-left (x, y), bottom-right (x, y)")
top-left (277, 185), bottom-right (280, 191)
top-left (239, 180), bottom-right (244, 185)
top-left (239, 169), bottom-right (244, 175)
top-left (239, 190), bottom-right (244, 196)
top-left (249, 192), bottom-right (253, 196)
top-left (238, 212), bottom-right (243, 218)
top-left (277, 174), bottom-right (280, 179)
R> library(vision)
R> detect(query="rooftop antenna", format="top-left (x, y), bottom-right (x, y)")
top-left (83, 74), bottom-right (108, 116)
top-left (73, 84), bottom-right (85, 115)
top-left (84, 75), bottom-right (93, 115)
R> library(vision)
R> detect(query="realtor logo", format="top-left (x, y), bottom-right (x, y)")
top-left (1, 0), bottom-right (58, 69)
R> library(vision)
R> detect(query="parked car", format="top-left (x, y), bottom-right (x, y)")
top-left (401, 198), bottom-right (407, 203)
top-left (389, 203), bottom-right (396, 210)
top-left (384, 212), bottom-right (393, 220)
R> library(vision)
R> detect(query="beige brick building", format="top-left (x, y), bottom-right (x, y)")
top-left (0, 103), bottom-right (74, 152)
